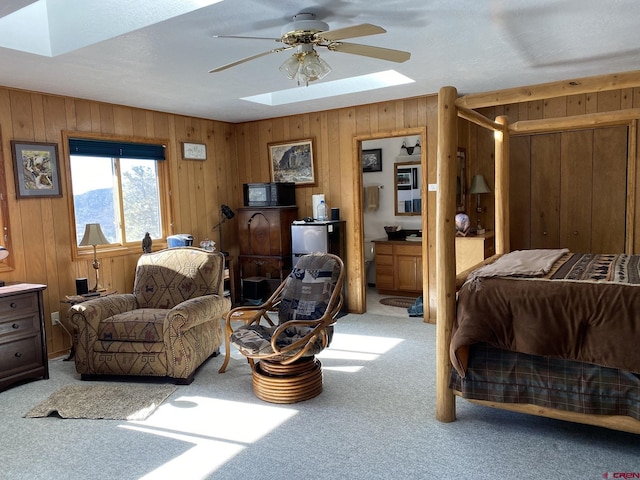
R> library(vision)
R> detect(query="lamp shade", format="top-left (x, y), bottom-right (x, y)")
top-left (79, 223), bottom-right (109, 247)
top-left (469, 174), bottom-right (491, 194)
top-left (0, 246), bottom-right (8, 260)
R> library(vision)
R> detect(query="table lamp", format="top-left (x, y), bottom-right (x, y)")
top-left (79, 223), bottom-right (109, 292)
top-left (469, 174), bottom-right (491, 235)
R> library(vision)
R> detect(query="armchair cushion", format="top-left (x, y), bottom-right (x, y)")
top-left (97, 309), bottom-right (166, 342)
top-left (231, 324), bottom-right (325, 357)
top-left (278, 256), bottom-right (341, 323)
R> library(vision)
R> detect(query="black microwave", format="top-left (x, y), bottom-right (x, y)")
top-left (243, 182), bottom-right (296, 207)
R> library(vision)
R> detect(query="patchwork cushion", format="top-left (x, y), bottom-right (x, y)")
top-left (97, 309), bottom-right (166, 342)
top-left (230, 324), bottom-right (326, 357)
top-left (278, 255), bottom-right (341, 324)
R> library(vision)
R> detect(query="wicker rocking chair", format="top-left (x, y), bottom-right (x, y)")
top-left (220, 253), bottom-right (344, 403)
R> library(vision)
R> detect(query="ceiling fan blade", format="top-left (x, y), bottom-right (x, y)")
top-left (328, 42), bottom-right (411, 63)
top-left (317, 23), bottom-right (386, 42)
top-left (212, 35), bottom-right (281, 42)
top-left (208, 47), bottom-right (291, 73)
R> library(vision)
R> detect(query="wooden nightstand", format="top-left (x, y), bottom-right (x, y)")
top-left (455, 232), bottom-right (495, 274)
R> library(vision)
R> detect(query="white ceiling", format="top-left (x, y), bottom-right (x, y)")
top-left (0, 0), bottom-right (639, 123)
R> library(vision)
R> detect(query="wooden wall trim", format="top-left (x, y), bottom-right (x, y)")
top-left (456, 69), bottom-right (640, 109)
top-left (510, 108), bottom-right (640, 135)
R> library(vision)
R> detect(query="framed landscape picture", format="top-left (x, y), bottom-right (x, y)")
top-left (269, 138), bottom-right (315, 186)
top-left (11, 141), bottom-right (62, 198)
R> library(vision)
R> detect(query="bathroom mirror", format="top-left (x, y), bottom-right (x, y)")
top-left (394, 160), bottom-right (421, 216)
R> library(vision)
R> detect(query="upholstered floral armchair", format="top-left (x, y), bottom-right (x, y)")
top-left (69, 247), bottom-right (231, 384)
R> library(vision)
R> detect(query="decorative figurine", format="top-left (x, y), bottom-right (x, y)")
top-left (142, 232), bottom-right (152, 253)
top-left (455, 212), bottom-right (471, 237)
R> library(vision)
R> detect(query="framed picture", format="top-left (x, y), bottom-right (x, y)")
top-left (397, 169), bottom-right (412, 188)
top-left (362, 148), bottom-right (382, 172)
top-left (182, 142), bottom-right (207, 160)
top-left (269, 138), bottom-right (315, 186)
top-left (11, 141), bottom-right (62, 198)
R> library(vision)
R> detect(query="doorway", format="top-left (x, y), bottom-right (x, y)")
top-left (353, 128), bottom-right (427, 314)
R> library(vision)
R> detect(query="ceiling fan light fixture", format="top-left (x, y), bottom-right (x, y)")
top-left (279, 54), bottom-right (302, 79)
top-left (300, 51), bottom-right (331, 80)
top-left (279, 50), bottom-right (331, 86)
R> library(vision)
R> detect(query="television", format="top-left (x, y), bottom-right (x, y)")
top-left (243, 182), bottom-right (296, 207)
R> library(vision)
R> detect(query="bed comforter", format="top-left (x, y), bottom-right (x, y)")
top-left (451, 251), bottom-right (640, 377)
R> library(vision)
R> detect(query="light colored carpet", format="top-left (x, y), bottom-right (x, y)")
top-left (24, 384), bottom-right (176, 420)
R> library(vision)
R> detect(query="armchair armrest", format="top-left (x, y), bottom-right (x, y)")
top-left (69, 294), bottom-right (137, 332)
top-left (167, 294), bottom-right (231, 332)
top-left (68, 293), bottom-right (137, 375)
top-left (270, 319), bottom-right (330, 364)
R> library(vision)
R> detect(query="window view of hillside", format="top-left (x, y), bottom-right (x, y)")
top-left (71, 159), bottom-right (162, 245)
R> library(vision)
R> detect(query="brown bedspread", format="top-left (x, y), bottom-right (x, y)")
top-left (451, 252), bottom-right (640, 377)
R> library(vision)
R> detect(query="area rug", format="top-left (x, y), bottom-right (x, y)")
top-left (379, 297), bottom-right (417, 308)
top-left (24, 384), bottom-right (176, 421)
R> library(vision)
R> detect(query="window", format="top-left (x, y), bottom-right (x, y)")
top-left (67, 137), bottom-right (169, 254)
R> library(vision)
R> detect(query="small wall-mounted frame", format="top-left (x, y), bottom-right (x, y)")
top-left (11, 140), bottom-right (62, 198)
top-left (182, 142), bottom-right (207, 160)
top-left (362, 148), bottom-right (382, 172)
top-left (269, 138), bottom-right (315, 186)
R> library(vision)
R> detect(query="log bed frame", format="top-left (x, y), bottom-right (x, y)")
top-left (435, 74), bottom-right (640, 435)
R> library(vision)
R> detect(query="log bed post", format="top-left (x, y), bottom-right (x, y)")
top-left (436, 86), bottom-right (458, 423)
top-left (494, 115), bottom-right (510, 255)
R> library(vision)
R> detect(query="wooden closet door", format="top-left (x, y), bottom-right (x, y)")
top-left (591, 126), bottom-right (627, 253)
top-left (531, 133), bottom-right (561, 249)
top-left (509, 136), bottom-right (532, 250)
top-left (560, 130), bottom-right (593, 252)
top-left (510, 126), bottom-right (627, 253)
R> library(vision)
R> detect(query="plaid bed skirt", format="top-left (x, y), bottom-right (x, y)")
top-left (449, 343), bottom-right (640, 420)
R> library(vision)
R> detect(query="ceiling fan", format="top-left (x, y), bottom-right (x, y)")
top-left (209, 13), bottom-right (411, 86)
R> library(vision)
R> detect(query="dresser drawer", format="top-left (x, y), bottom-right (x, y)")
top-left (0, 313), bottom-right (39, 339)
top-left (0, 292), bottom-right (38, 318)
top-left (0, 335), bottom-right (42, 375)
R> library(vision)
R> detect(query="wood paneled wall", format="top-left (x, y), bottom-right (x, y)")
top-left (233, 97), bottom-right (440, 320)
top-left (5, 74), bottom-right (640, 358)
top-left (465, 87), bottom-right (640, 252)
top-left (0, 87), bottom-right (238, 358)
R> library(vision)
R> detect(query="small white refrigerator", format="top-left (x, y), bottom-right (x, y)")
top-left (291, 220), bottom-right (346, 267)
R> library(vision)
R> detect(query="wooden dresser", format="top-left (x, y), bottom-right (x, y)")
top-left (455, 231), bottom-right (495, 274)
top-left (237, 206), bottom-right (298, 294)
top-left (373, 239), bottom-right (422, 296)
top-left (0, 283), bottom-right (48, 391)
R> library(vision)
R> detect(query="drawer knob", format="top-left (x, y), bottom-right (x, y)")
top-left (14, 352), bottom-right (22, 358)
top-left (12, 323), bottom-right (19, 329)
top-left (10, 302), bottom-right (17, 309)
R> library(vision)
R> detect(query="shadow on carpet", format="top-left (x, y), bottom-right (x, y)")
top-left (24, 384), bottom-right (176, 420)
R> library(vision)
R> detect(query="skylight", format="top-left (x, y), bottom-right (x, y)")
top-left (241, 70), bottom-right (415, 106)
top-left (0, 0), bottom-right (222, 56)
